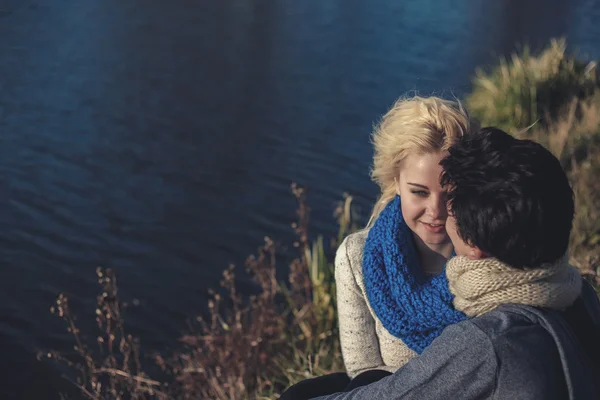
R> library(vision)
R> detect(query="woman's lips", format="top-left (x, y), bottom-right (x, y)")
top-left (421, 221), bottom-right (446, 233)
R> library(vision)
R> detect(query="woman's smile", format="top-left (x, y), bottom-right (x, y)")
top-left (421, 221), bottom-right (446, 234)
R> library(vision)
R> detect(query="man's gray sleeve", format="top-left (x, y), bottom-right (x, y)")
top-left (314, 322), bottom-right (498, 400)
top-left (314, 317), bottom-right (568, 400)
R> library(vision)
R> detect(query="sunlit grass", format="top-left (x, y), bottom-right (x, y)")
top-left (467, 38), bottom-right (598, 133)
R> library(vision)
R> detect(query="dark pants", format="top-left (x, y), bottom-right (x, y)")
top-left (278, 369), bottom-right (392, 400)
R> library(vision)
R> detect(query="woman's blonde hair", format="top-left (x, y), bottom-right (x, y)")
top-left (367, 95), bottom-right (472, 227)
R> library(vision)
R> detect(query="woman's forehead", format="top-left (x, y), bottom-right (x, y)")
top-left (400, 152), bottom-right (446, 184)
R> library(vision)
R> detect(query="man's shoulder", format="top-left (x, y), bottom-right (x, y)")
top-left (463, 304), bottom-right (571, 363)
top-left (451, 306), bottom-right (572, 398)
top-left (446, 305), bottom-right (566, 373)
top-left (466, 304), bottom-right (556, 340)
top-left (437, 305), bottom-right (556, 356)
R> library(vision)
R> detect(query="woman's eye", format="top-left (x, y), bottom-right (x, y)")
top-left (411, 190), bottom-right (428, 197)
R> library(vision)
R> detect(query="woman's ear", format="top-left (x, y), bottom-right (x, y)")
top-left (394, 177), bottom-right (401, 196)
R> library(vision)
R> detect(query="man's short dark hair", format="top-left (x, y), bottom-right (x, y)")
top-left (440, 127), bottom-right (574, 269)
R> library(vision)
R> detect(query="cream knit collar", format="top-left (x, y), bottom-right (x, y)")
top-left (447, 254), bottom-right (582, 317)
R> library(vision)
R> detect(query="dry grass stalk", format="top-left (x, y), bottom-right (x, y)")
top-left (40, 268), bottom-right (168, 399)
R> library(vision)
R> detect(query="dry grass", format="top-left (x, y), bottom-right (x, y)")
top-left (468, 38), bottom-right (598, 133)
top-left (42, 185), bottom-right (355, 399)
top-left (38, 269), bottom-right (168, 399)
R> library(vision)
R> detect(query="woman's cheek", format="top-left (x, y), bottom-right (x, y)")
top-left (402, 198), bottom-right (422, 220)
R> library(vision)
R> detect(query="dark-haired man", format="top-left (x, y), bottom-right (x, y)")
top-left (312, 128), bottom-right (600, 400)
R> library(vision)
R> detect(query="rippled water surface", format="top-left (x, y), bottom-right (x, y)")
top-left (1, 0), bottom-right (599, 397)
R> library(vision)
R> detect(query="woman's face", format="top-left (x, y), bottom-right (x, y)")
top-left (396, 151), bottom-right (450, 246)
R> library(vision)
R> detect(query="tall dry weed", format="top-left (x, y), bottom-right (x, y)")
top-left (43, 185), bottom-right (353, 399)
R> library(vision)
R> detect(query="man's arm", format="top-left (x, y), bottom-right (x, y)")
top-left (316, 311), bottom-right (570, 400)
top-left (315, 321), bottom-right (498, 400)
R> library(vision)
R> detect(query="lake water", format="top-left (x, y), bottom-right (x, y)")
top-left (1, 0), bottom-right (599, 398)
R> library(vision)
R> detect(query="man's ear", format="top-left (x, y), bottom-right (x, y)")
top-left (467, 245), bottom-right (487, 260)
top-left (467, 246), bottom-right (488, 260)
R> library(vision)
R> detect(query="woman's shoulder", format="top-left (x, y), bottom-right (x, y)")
top-left (336, 229), bottom-right (369, 271)
top-left (339, 229), bottom-right (369, 253)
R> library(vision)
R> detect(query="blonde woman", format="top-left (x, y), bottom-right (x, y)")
top-left (335, 97), bottom-right (470, 377)
top-left (336, 95), bottom-right (473, 378)
top-left (279, 96), bottom-right (473, 400)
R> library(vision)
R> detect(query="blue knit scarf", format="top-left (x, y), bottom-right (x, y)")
top-left (363, 195), bottom-right (467, 353)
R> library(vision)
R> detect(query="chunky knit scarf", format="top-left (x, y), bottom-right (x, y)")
top-left (447, 254), bottom-right (582, 317)
top-left (362, 196), bottom-right (467, 353)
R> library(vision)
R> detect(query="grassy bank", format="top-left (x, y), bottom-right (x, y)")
top-left (467, 38), bottom-right (600, 276)
top-left (43, 39), bottom-right (600, 399)
top-left (43, 186), bottom-right (354, 399)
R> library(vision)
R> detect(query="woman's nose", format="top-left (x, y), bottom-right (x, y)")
top-left (427, 196), bottom-right (447, 218)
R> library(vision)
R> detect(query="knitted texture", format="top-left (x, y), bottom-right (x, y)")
top-left (447, 254), bottom-right (582, 317)
top-left (362, 196), bottom-right (466, 354)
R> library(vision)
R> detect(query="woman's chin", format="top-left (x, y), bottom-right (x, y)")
top-left (418, 231), bottom-right (450, 245)
top-left (426, 238), bottom-right (450, 246)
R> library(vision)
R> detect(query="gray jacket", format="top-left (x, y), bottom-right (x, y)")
top-left (316, 282), bottom-right (600, 400)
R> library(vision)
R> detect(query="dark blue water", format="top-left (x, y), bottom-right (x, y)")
top-left (1, 0), bottom-right (599, 398)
